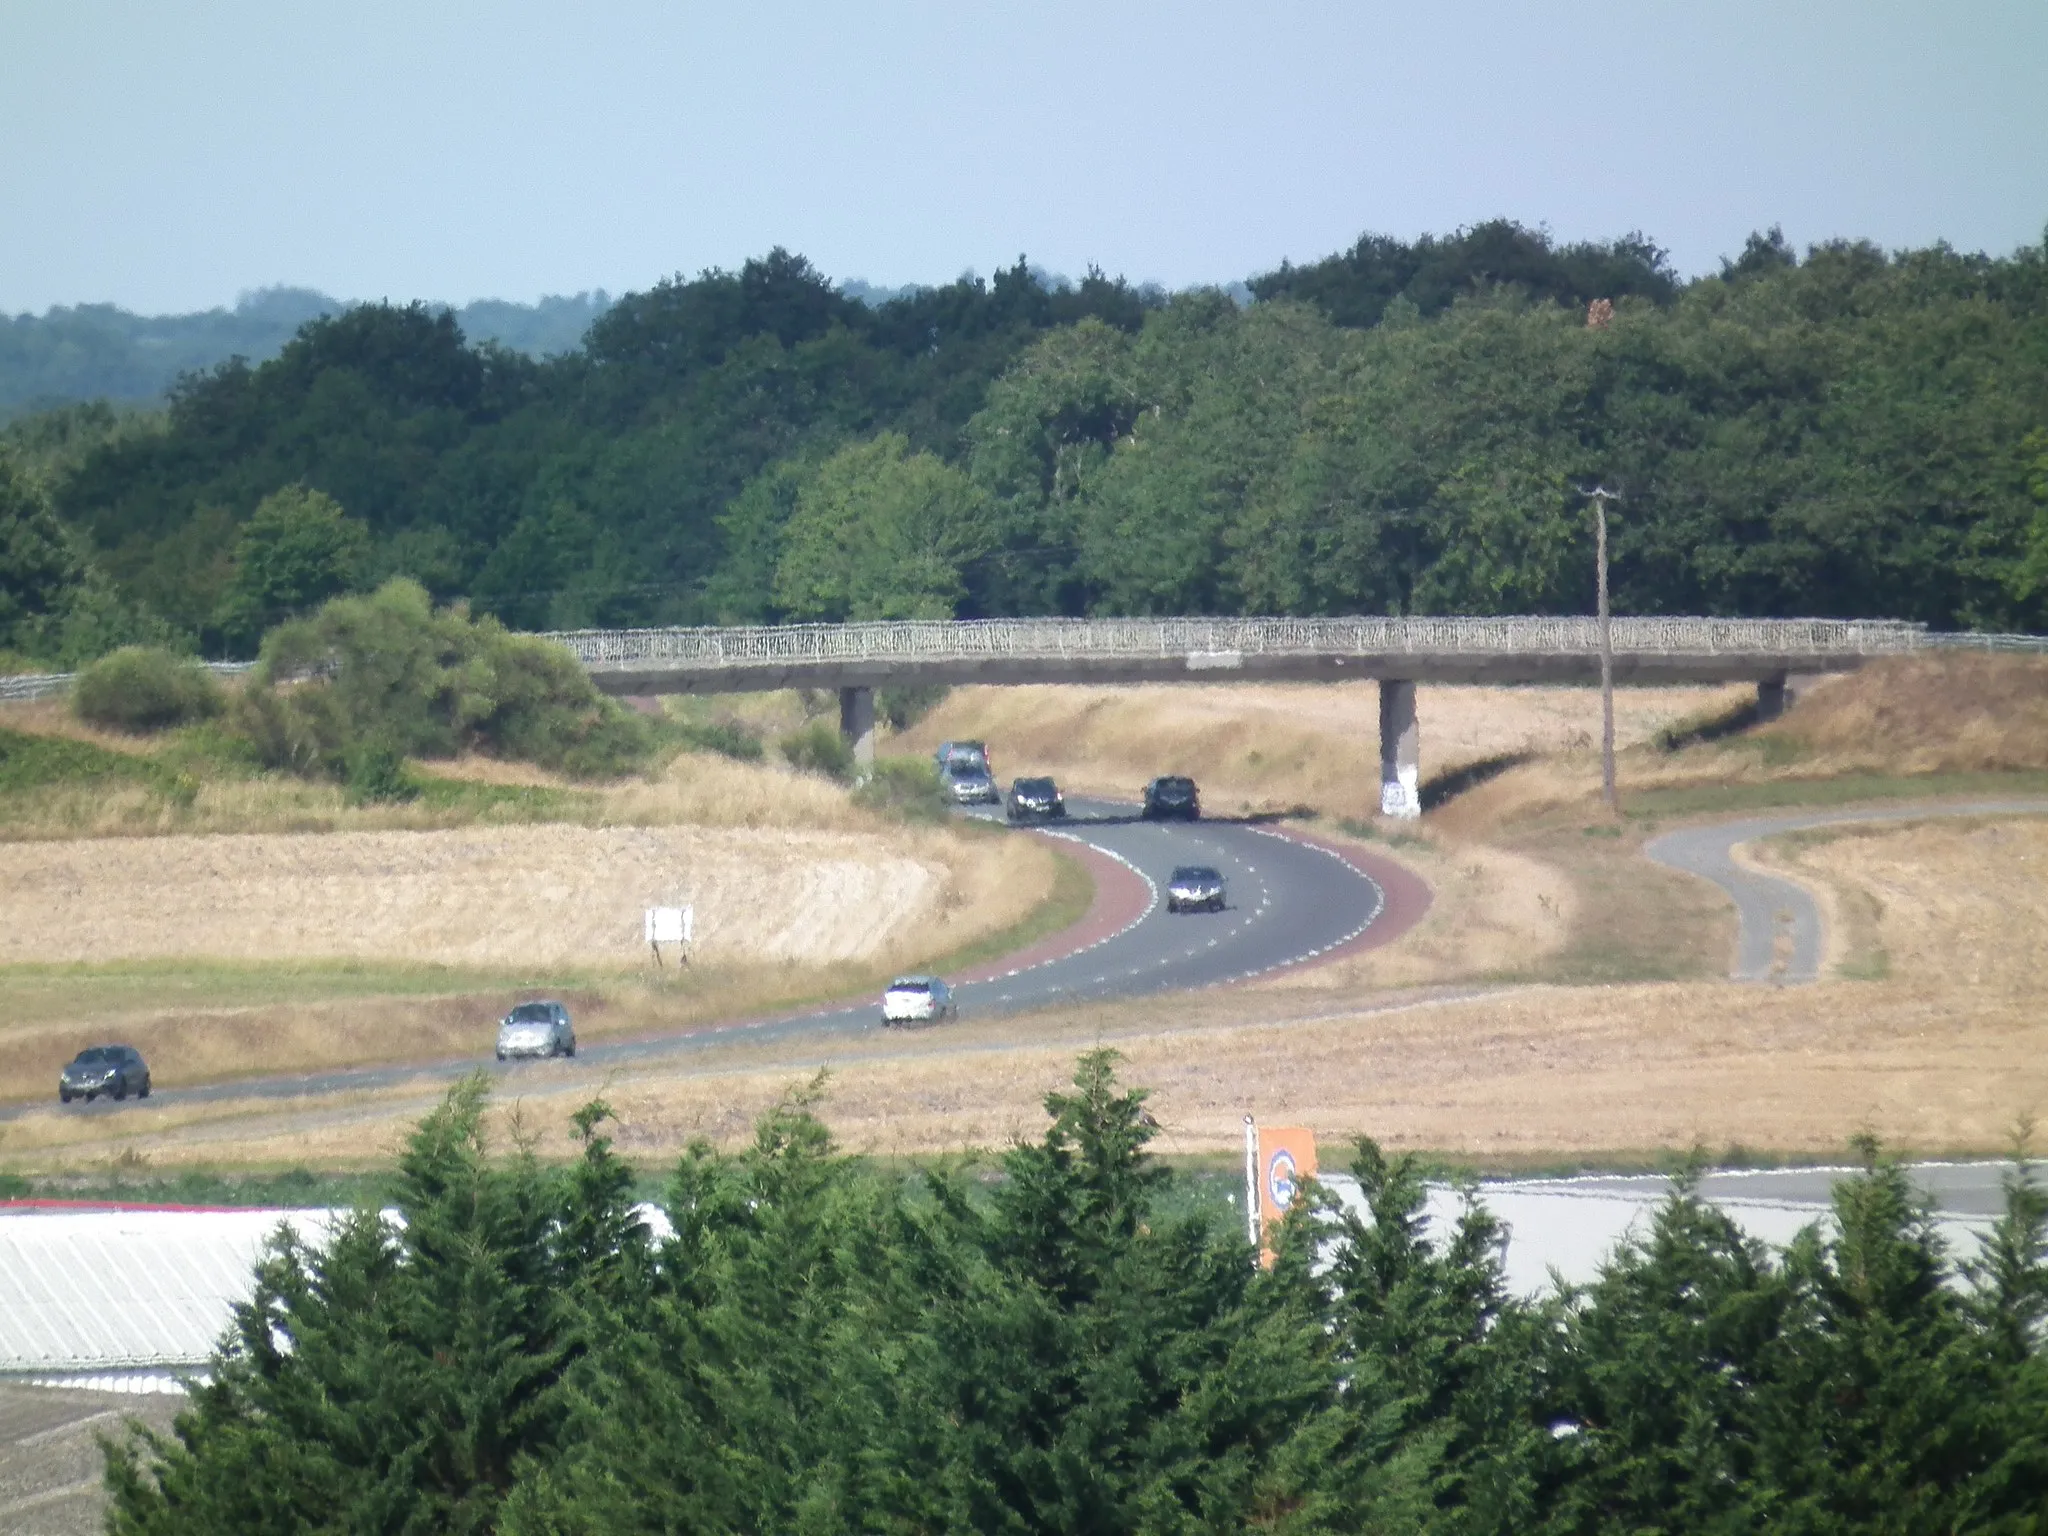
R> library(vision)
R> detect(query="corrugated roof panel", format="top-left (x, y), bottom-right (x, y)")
top-left (0, 1211), bottom-right (338, 1373)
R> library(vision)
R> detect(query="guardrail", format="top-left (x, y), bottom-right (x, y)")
top-left (0, 660), bottom-right (256, 704)
top-left (541, 615), bottom-right (1938, 670)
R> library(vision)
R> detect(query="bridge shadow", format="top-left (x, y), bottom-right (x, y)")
top-left (1418, 751), bottom-right (1536, 811)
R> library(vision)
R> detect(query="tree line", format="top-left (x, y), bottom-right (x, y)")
top-left (5, 223), bottom-right (2048, 669)
top-left (108, 1055), bottom-right (2048, 1533)
top-left (0, 288), bottom-right (613, 422)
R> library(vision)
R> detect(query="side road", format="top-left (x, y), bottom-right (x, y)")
top-left (1645, 799), bottom-right (2048, 982)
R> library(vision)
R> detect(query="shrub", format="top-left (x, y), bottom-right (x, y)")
top-left (779, 720), bottom-right (855, 782)
top-left (246, 579), bottom-right (658, 782)
top-left (72, 646), bottom-right (223, 733)
top-left (342, 739), bottom-right (418, 805)
top-left (674, 718), bottom-right (765, 761)
top-left (851, 756), bottom-right (950, 821)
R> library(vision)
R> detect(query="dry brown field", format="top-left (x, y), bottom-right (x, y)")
top-left (10, 802), bottom-right (2046, 1173)
top-left (6, 656), bottom-right (2048, 1171)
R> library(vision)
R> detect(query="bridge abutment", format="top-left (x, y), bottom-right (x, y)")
top-left (1755, 670), bottom-right (1825, 723)
top-left (839, 686), bottom-right (876, 775)
top-left (1379, 679), bottom-right (1421, 819)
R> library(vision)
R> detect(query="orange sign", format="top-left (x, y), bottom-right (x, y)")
top-left (1256, 1125), bottom-right (1317, 1262)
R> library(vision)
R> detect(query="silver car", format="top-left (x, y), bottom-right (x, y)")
top-left (944, 765), bottom-right (1001, 805)
top-left (496, 1001), bottom-right (576, 1060)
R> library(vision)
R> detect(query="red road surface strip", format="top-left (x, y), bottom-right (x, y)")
top-left (1258, 825), bottom-right (1434, 968)
top-left (955, 833), bottom-right (1155, 984)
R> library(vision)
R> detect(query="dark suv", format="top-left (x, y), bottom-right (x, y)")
top-left (1006, 776), bottom-right (1066, 821)
top-left (59, 1045), bottom-right (151, 1104)
top-left (1142, 776), bottom-right (1200, 820)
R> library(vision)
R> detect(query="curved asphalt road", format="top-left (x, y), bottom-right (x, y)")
top-left (9, 798), bottom-right (1411, 1121)
top-left (1645, 799), bottom-right (2048, 983)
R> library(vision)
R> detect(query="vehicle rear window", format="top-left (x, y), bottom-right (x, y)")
top-left (887, 980), bottom-right (932, 994)
top-left (1171, 867), bottom-right (1221, 882)
top-left (508, 1004), bottom-right (554, 1022)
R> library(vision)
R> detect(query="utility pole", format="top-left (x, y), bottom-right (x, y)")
top-left (1581, 486), bottom-right (1622, 810)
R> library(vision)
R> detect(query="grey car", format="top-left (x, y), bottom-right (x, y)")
top-left (1166, 865), bottom-right (1227, 913)
top-left (944, 764), bottom-right (1001, 805)
top-left (59, 1045), bottom-right (151, 1103)
top-left (496, 1001), bottom-right (576, 1060)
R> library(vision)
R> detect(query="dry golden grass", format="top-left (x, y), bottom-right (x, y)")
top-left (0, 697), bottom-right (162, 753)
top-left (893, 681), bottom-right (1750, 821)
top-left (0, 822), bottom-right (1030, 968)
top-left (29, 796), bottom-right (2048, 1171)
top-left (1438, 654), bottom-right (2048, 836)
top-left (1768, 815), bottom-right (2048, 986)
top-left (1770, 654), bottom-right (2048, 774)
top-left (1262, 830), bottom-right (1577, 989)
top-left (14, 973), bottom-right (2042, 1170)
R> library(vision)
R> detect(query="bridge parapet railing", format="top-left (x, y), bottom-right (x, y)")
top-left (540, 615), bottom-right (1935, 670)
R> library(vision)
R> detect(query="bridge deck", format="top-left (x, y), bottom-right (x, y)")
top-left (543, 615), bottom-right (1934, 695)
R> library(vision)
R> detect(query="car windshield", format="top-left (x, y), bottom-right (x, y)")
top-left (887, 979), bottom-right (932, 994)
top-left (1015, 778), bottom-right (1055, 794)
top-left (1171, 867), bottom-right (1221, 883)
top-left (1154, 778), bottom-right (1194, 794)
top-left (73, 1047), bottom-right (118, 1064)
top-left (508, 1004), bottom-right (554, 1023)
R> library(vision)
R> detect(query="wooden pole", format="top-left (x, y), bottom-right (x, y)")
top-left (1582, 486), bottom-right (1621, 810)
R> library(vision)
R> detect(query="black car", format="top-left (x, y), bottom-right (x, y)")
top-left (59, 1045), bottom-right (151, 1104)
top-left (1142, 775), bottom-right (1200, 820)
top-left (1006, 776), bottom-right (1066, 821)
top-left (1166, 865), bottom-right (1227, 913)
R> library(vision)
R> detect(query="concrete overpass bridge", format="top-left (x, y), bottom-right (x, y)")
top-left (544, 615), bottom-right (1957, 817)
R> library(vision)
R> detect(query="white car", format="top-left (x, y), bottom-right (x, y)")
top-left (496, 1001), bottom-right (576, 1060)
top-left (881, 976), bottom-right (957, 1026)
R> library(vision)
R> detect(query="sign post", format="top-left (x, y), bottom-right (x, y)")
top-left (644, 905), bottom-right (693, 966)
top-left (1254, 1122), bottom-right (1318, 1267)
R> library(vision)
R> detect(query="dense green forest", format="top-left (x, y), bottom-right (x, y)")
top-left (0, 287), bottom-right (611, 421)
top-left (107, 1057), bottom-right (2048, 1533)
top-left (5, 221), bottom-right (2048, 667)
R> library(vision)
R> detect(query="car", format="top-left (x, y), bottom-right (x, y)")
top-left (1166, 865), bottom-right (1227, 913)
top-left (59, 1045), bottom-right (150, 1103)
top-left (1006, 776), bottom-right (1066, 821)
top-left (1142, 775), bottom-right (1201, 820)
top-left (943, 763), bottom-right (1001, 805)
top-left (881, 975), bottom-right (957, 1026)
top-left (496, 1000), bottom-right (576, 1061)
top-left (934, 740), bottom-right (993, 778)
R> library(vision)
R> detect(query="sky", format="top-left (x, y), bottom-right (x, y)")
top-left (3, 0), bottom-right (2045, 315)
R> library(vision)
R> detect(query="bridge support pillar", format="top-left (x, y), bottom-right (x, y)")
top-left (839, 686), bottom-right (876, 776)
top-left (1379, 679), bottom-right (1421, 819)
top-left (1755, 671), bottom-right (1823, 723)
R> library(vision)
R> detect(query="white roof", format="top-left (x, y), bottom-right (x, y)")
top-left (0, 1208), bottom-right (339, 1373)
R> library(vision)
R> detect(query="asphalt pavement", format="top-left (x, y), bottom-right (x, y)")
top-left (6, 798), bottom-right (1392, 1121)
top-left (1644, 799), bottom-right (2048, 982)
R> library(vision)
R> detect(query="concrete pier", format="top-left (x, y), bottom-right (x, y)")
top-left (1755, 671), bottom-right (1826, 722)
top-left (1379, 679), bottom-right (1420, 819)
top-left (838, 686), bottom-right (875, 775)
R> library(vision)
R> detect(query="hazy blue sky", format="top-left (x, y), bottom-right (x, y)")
top-left (4, 0), bottom-right (2044, 314)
